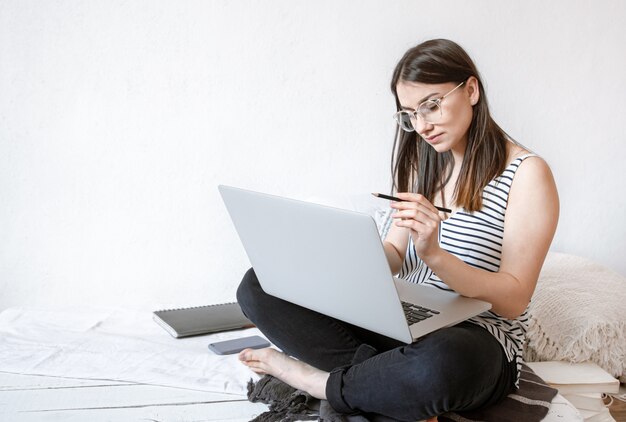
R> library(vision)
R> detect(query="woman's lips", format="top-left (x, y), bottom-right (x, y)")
top-left (425, 133), bottom-right (442, 143)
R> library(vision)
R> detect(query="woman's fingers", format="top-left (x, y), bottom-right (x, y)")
top-left (391, 193), bottom-right (440, 238)
top-left (392, 193), bottom-right (443, 258)
top-left (394, 218), bottom-right (434, 235)
top-left (393, 192), bottom-right (441, 216)
top-left (391, 207), bottom-right (439, 224)
top-left (391, 203), bottom-right (441, 225)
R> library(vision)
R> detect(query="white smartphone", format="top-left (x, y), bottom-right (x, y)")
top-left (208, 335), bottom-right (271, 355)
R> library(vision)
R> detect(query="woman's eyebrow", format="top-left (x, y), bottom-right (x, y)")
top-left (400, 92), bottom-right (441, 110)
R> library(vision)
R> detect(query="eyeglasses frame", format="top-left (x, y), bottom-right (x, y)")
top-left (393, 81), bottom-right (466, 132)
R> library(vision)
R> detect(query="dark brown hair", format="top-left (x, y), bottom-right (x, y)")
top-left (390, 39), bottom-right (510, 212)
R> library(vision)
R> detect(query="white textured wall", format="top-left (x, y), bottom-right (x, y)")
top-left (1, 0), bottom-right (625, 310)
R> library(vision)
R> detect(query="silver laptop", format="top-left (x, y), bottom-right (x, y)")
top-left (219, 184), bottom-right (491, 344)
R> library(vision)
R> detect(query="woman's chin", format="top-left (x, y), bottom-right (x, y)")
top-left (428, 142), bottom-right (451, 153)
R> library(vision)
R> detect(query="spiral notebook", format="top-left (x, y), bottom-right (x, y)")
top-left (152, 302), bottom-right (254, 338)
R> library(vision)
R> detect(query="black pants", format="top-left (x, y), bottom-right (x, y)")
top-left (236, 268), bottom-right (516, 421)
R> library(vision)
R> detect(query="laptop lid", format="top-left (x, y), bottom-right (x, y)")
top-left (219, 184), bottom-right (413, 342)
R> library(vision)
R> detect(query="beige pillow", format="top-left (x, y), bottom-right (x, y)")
top-left (524, 252), bottom-right (626, 383)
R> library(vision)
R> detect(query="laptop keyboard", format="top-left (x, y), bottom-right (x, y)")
top-left (401, 301), bottom-right (440, 325)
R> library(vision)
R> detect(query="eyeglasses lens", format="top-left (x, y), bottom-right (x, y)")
top-left (418, 101), bottom-right (441, 123)
top-left (394, 101), bottom-right (441, 132)
top-left (394, 112), bottom-right (415, 132)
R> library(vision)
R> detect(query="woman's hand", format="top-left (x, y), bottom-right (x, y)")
top-left (390, 192), bottom-right (443, 261)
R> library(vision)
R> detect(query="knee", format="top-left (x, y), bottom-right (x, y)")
top-left (236, 267), bottom-right (263, 318)
top-left (420, 327), bottom-right (503, 387)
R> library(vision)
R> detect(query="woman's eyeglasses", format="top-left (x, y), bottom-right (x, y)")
top-left (393, 81), bottom-right (465, 132)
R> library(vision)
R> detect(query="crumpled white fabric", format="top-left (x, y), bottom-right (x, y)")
top-left (0, 306), bottom-right (262, 395)
top-left (0, 306), bottom-right (585, 421)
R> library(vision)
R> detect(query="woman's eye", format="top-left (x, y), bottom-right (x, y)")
top-left (421, 101), bottom-right (439, 113)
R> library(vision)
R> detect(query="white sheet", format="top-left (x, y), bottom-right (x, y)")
top-left (0, 306), bottom-right (261, 396)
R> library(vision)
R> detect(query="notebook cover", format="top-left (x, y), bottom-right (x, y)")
top-left (153, 302), bottom-right (253, 338)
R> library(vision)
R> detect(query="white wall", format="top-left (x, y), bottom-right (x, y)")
top-left (1, 0), bottom-right (625, 311)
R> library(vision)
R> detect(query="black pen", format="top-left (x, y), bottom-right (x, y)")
top-left (372, 192), bottom-right (452, 213)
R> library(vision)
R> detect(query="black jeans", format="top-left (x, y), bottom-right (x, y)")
top-left (236, 268), bottom-right (516, 421)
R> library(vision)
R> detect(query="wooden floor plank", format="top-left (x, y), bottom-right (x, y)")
top-left (2, 400), bottom-right (268, 422)
top-left (608, 384), bottom-right (626, 422)
top-left (1, 382), bottom-right (247, 413)
top-left (0, 372), bottom-right (267, 422)
top-left (0, 371), bottom-right (135, 390)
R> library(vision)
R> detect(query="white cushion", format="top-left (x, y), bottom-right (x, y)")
top-left (524, 252), bottom-right (626, 383)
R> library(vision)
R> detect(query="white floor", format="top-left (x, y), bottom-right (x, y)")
top-left (0, 371), bottom-right (269, 422)
top-left (0, 371), bottom-right (590, 422)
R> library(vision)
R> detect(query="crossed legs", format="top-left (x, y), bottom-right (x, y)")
top-left (236, 268), bottom-right (515, 421)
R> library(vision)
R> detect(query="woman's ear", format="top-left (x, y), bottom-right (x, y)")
top-left (467, 76), bottom-right (480, 106)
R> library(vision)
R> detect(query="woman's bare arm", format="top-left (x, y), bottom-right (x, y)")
top-left (392, 157), bottom-right (559, 319)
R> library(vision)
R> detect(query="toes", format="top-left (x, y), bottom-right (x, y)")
top-left (238, 347), bottom-right (285, 376)
top-left (239, 348), bottom-right (261, 362)
top-left (238, 349), bottom-right (252, 361)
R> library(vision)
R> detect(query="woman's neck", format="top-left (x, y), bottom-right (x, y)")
top-left (450, 135), bottom-right (468, 165)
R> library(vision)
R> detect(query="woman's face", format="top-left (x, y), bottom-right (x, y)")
top-left (395, 78), bottom-right (479, 156)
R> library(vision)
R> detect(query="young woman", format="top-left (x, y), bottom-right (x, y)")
top-left (236, 39), bottom-right (559, 421)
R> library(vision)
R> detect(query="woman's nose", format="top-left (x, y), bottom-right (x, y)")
top-left (414, 118), bottom-right (434, 136)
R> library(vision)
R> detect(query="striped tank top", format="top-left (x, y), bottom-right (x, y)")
top-left (399, 154), bottom-right (536, 387)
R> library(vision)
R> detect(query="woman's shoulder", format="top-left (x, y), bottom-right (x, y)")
top-left (506, 142), bottom-right (549, 172)
top-left (508, 142), bottom-right (527, 160)
top-left (505, 142), bottom-right (557, 200)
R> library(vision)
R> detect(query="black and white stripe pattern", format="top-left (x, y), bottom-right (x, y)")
top-left (399, 154), bottom-right (536, 387)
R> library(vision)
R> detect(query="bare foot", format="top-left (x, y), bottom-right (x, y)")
top-left (239, 347), bottom-right (329, 400)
